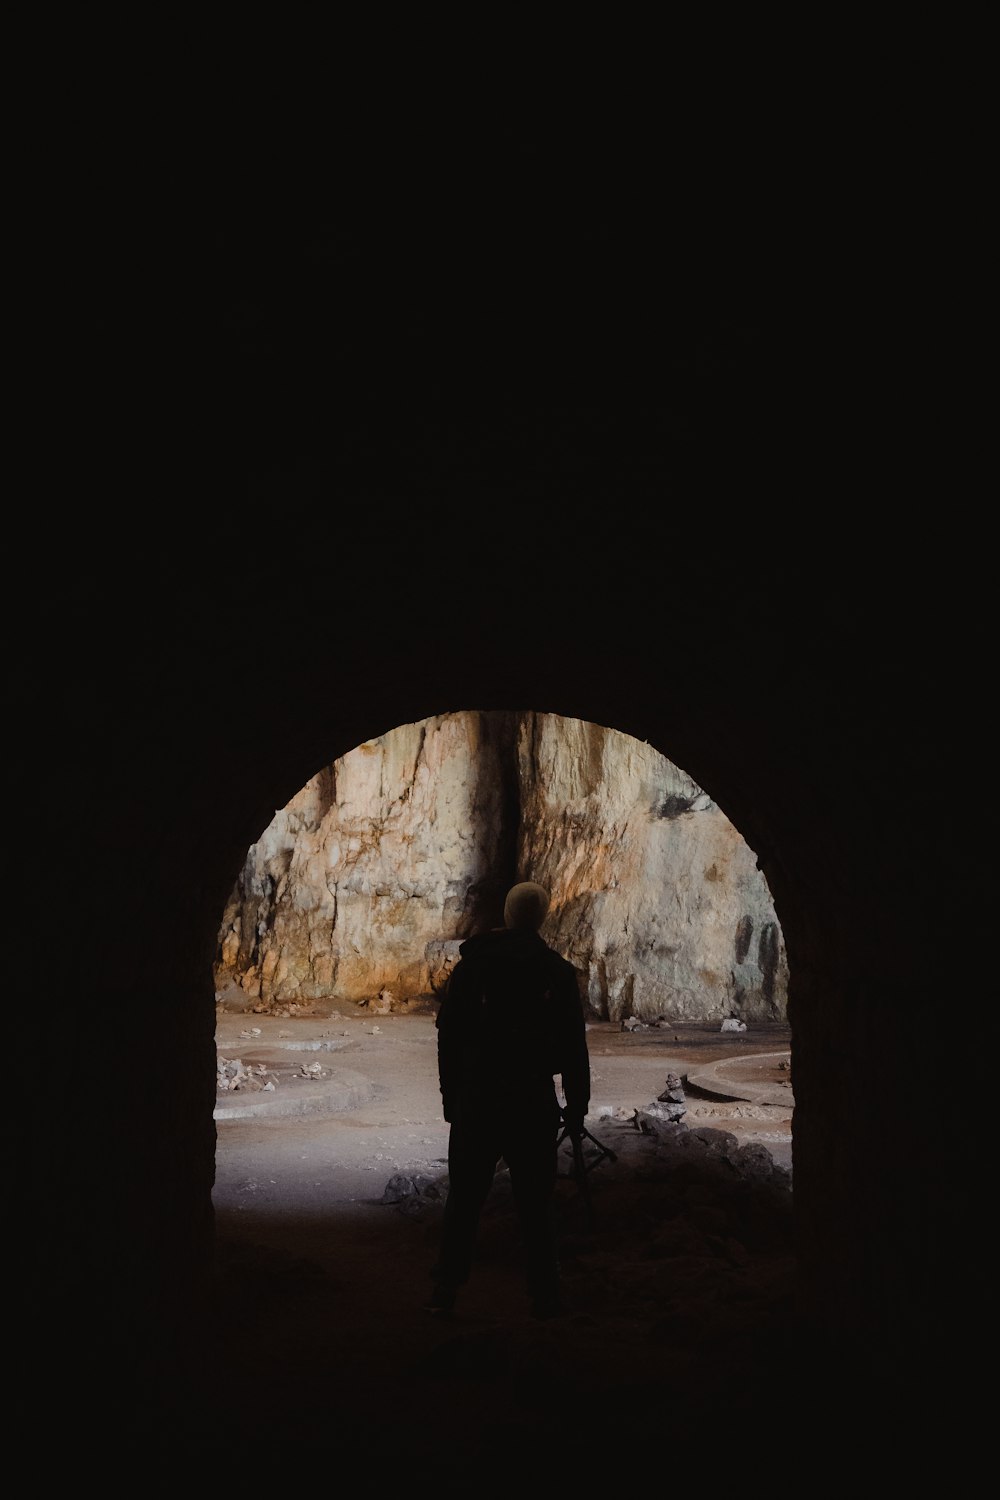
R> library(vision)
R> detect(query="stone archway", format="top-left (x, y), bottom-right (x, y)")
top-left (19, 168), bottom-right (987, 1476)
top-left (24, 550), bottom-right (977, 1473)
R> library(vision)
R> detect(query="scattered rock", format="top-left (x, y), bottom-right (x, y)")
top-left (382, 1171), bottom-right (448, 1213)
top-left (365, 988), bottom-right (395, 1016)
top-left (637, 1071), bottom-right (688, 1124)
top-left (250, 1001), bottom-right (318, 1018)
top-left (215, 982), bottom-right (250, 1014)
top-left (294, 1061), bottom-right (327, 1079)
top-left (216, 1057), bottom-right (278, 1093)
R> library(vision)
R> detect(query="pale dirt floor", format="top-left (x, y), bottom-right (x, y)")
top-left (178, 1004), bottom-right (814, 1483)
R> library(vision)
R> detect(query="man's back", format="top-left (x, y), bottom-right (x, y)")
top-left (436, 926), bottom-right (590, 1121)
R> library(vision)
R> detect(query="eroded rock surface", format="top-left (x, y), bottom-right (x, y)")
top-left (215, 712), bottom-right (788, 1022)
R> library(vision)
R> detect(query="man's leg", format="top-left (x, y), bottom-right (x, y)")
top-left (427, 1118), bottom-right (499, 1313)
top-left (504, 1115), bottom-right (562, 1316)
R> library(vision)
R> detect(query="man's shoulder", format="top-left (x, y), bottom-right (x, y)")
top-left (448, 929), bottom-right (577, 986)
top-left (541, 942), bottom-right (574, 969)
top-left (540, 943), bottom-right (581, 988)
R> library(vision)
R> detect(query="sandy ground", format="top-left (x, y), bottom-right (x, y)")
top-left (212, 1003), bottom-right (794, 1199)
top-left (186, 1004), bottom-right (804, 1481)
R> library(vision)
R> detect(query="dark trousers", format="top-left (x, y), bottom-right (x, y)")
top-left (433, 1105), bottom-right (561, 1301)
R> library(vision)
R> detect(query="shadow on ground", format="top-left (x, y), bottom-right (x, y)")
top-left (179, 1118), bottom-right (809, 1475)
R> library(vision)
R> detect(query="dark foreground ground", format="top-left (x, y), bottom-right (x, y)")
top-left (111, 1011), bottom-right (967, 1486)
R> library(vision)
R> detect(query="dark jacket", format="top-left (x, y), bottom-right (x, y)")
top-left (435, 927), bottom-right (591, 1125)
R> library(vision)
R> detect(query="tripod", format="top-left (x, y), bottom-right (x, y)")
top-left (556, 1115), bottom-right (617, 1226)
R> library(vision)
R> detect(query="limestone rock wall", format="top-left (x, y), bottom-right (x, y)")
top-left (514, 715), bottom-right (786, 1022)
top-left (215, 712), bottom-right (788, 1021)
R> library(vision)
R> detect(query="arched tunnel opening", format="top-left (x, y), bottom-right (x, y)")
top-left (206, 711), bottom-right (798, 1460)
top-left (18, 140), bottom-right (988, 1485)
top-left (212, 709), bottom-right (789, 1029)
top-left (23, 578), bottom-right (982, 1481)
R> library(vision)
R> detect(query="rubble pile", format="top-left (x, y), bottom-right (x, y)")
top-left (380, 1172), bottom-right (448, 1215)
top-left (216, 1038), bottom-right (333, 1096)
top-left (620, 1015), bottom-right (679, 1032)
top-left (357, 989), bottom-right (439, 1017)
top-left (386, 1111), bottom-right (794, 1394)
top-left (248, 1001), bottom-right (318, 1018)
top-left (216, 1057), bottom-right (277, 1094)
top-left (641, 1071), bottom-right (688, 1124)
top-left (293, 1061), bottom-right (328, 1080)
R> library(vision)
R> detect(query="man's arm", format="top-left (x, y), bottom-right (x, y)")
top-left (435, 959), bottom-right (469, 1123)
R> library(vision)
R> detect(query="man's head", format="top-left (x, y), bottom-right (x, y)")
top-left (503, 881), bottom-right (550, 932)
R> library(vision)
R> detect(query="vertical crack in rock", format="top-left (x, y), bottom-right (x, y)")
top-left (758, 921), bottom-right (780, 1005)
top-left (313, 763), bottom-right (337, 822)
top-left (735, 913), bottom-right (754, 963)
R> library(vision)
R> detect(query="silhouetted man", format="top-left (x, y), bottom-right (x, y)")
top-left (427, 881), bottom-right (591, 1318)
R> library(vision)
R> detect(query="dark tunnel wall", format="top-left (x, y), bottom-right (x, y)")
top-left (16, 120), bottom-right (991, 1465)
top-left (24, 540), bottom-right (986, 1437)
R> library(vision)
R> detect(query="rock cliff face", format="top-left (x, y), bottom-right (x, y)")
top-left (215, 712), bottom-right (787, 1022)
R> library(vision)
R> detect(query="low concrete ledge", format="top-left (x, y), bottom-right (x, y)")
top-left (214, 1065), bottom-right (375, 1121)
top-left (685, 1050), bottom-right (794, 1107)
